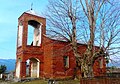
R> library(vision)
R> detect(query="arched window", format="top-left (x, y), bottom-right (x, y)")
top-left (99, 59), bottom-right (103, 69)
top-left (63, 56), bottom-right (69, 68)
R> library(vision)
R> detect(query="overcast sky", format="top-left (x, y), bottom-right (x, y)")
top-left (0, 0), bottom-right (48, 59)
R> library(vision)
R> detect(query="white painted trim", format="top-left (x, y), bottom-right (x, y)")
top-left (18, 25), bottom-right (23, 47)
top-left (15, 61), bottom-right (21, 78)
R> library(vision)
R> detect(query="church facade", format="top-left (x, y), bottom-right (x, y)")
top-left (15, 10), bottom-right (106, 79)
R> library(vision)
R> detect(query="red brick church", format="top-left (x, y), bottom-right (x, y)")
top-left (15, 9), bottom-right (106, 79)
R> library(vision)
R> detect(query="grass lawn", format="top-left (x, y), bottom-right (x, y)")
top-left (12, 79), bottom-right (80, 84)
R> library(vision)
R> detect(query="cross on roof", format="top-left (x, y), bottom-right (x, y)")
top-left (31, 3), bottom-right (33, 10)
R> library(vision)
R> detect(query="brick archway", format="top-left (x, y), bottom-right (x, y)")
top-left (26, 58), bottom-right (40, 78)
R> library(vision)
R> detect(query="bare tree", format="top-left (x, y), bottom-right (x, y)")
top-left (80, 0), bottom-right (120, 77)
top-left (45, 0), bottom-right (83, 79)
top-left (96, 0), bottom-right (120, 71)
top-left (46, 0), bottom-right (81, 62)
top-left (45, 0), bottom-right (120, 78)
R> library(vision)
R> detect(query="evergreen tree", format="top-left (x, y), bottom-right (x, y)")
top-left (0, 65), bottom-right (6, 74)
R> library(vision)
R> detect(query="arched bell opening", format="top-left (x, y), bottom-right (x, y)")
top-left (27, 20), bottom-right (42, 46)
top-left (26, 58), bottom-right (40, 78)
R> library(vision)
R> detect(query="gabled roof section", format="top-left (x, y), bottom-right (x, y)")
top-left (43, 34), bottom-right (88, 46)
top-left (25, 9), bottom-right (45, 18)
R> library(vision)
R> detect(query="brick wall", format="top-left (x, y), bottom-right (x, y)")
top-left (80, 77), bottom-right (120, 84)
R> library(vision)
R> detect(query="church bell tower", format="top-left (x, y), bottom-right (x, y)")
top-left (15, 9), bottom-right (46, 78)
